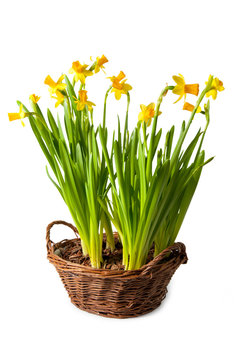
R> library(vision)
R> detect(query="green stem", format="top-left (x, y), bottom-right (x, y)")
top-left (146, 85), bottom-right (174, 181)
top-left (196, 100), bottom-right (210, 159)
top-left (81, 240), bottom-right (89, 256)
top-left (103, 86), bottom-right (112, 130)
top-left (123, 92), bottom-right (130, 150)
top-left (66, 94), bottom-right (73, 119)
top-left (89, 61), bottom-right (96, 72)
top-left (142, 122), bottom-right (148, 152)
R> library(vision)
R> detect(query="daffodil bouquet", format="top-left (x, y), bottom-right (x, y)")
top-left (9, 56), bottom-right (224, 270)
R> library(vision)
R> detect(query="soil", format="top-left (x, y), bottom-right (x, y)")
top-left (54, 238), bottom-right (155, 271)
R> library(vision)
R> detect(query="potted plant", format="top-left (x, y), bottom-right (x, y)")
top-left (8, 57), bottom-right (224, 318)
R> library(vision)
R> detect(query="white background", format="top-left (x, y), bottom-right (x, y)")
top-left (1, 0), bottom-right (239, 359)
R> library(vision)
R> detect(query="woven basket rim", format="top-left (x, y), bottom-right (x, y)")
top-left (46, 220), bottom-right (187, 278)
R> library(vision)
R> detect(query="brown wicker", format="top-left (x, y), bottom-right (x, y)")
top-left (46, 220), bottom-right (188, 318)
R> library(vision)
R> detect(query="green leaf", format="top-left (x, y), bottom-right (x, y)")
top-left (46, 166), bottom-right (63, 197)
top-left (64, 75), bottom-right (79, 117)
top-left (47, 109), bottom-right (59, 138)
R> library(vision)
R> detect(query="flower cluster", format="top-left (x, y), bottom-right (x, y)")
top-left (8, 56), bottom-right (224, 132)
top-left (171, 73), bottom-right (224, 115)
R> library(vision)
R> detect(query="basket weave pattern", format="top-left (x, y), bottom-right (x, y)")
top-left (46, 220), bottom-right (188, 318)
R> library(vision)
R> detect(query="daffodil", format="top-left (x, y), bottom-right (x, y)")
top-left (69, 61), bottom-right (93, 84)
top-left (108, 71), bottom-right (126, 88)
top-left (95, 55), bottom-right (108, 73)
top-left (74, 90), bottom-right (95, 111)
top-left (138, 103), bottom-right (161, 127)
top-left (44, 75), bottom-right (66, 95)
top-left (108, 71), bottom-right (132, 100)
top-left (206, 76), bottom-right (224, 100)
top-left (29, 94), bottom-right (40, 103)
top-left (52, 91), bottom-right (65, 108)
top-left (183, 102), bottom-right (201, 113)
top-left (8, 104), bottom-right (27, 127)
top-left (172, 74), bottom-right (199, 103)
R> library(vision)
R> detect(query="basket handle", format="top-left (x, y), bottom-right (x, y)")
top-left (141, 242), bottom-right (188, 277)
top-left (46, 220), bottom-right (79, 252)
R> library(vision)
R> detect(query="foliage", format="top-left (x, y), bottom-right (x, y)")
top-left (8, 56), bottom-right (224, 269)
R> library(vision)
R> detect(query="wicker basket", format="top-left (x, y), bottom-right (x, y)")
top-left (46, 220), bottom-right (188, 318)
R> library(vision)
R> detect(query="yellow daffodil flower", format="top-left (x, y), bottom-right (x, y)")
top-left (172, 74), bottom-right (199, 103)
top-left (108, 71), bottom-right (132, 100)
top-left (138, 103), bottom-right (161, 127)
top-left (69, 61), bottom-right (93, 84)
top-left (74, 90), bottom-right (95, 111)
top-left (44, 75), bottom-right (66, 95)
top-left (109, 71), bottom-right (126, 88)
top-left (95, 55), bottom-right (108, 73)
top-left (206, 76), bottom-right (224, 100)
top-left (52, 91), bottom-right (65, 108)
top-left (29, 94), bottom-right (40, 103)
top-left (183, 102), bottom-right (201, 113)
top-left (8, 104), bottom-right (27, 127)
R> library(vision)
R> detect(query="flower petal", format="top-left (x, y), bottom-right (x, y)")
top-left (148, 102), bottom-right (155, 110)
top-left (138, 112), bottom-right (144, 121)
top-left (57, 74), bottom-right (65, 84)
top-left (79, 73), bottom-right (85, 84)
top-left (172, 74), bottom-right (185, 86)
top-left (172, 85), bottom-right (184, 95)
top-left (114, 90), bottom-right (121, 100)
top-left (173, 94), bottom-right (184, 104)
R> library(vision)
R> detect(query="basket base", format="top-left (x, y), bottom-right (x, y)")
top-left (69, 289), bottom-right (168, 318)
